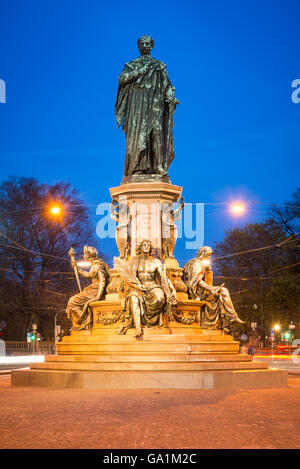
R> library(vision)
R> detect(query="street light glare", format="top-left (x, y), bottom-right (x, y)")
top-left (203, 259), bottom-right (211, 267)
top-left (230, 202), bottom-right (246, 215)
top-left (50, 206), bottom-right (61, 215)
top-left (274, 324), bottom-right (281, 331)
top-left (77, 260), bottom-right (92, 268)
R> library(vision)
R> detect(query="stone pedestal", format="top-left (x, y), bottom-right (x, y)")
top-left (11, 301), bottom-right (288, 390)
top-left (110, 181), bottom-right (182, 259)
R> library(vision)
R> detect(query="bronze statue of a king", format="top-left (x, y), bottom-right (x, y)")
top-left (115, 35), bottom-right (179, 182)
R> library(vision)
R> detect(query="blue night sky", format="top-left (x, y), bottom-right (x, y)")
top-left (1, 0), bottom-right (299, 265)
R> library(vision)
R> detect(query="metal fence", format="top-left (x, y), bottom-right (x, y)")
top-left (4, 341), bottom-right (56, 355)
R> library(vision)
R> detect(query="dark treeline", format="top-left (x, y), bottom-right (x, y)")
top-left (213, 188), bottom-right (300, 342)
top-left (0, 177), bottom-right (106, 341)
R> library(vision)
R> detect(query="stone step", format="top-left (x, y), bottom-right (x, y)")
top-left (30, 360), bottom-right (268, 372)
top-left (56, 341), bottom-right (239, 354)
top-left (46, 353), bottom-right (252, 363)
top-left (11, 367), bottom-right (288, 390)
top-left (89, 327), bottom-right (226, 337)
top-left (62, 333), bottom-right (234, 343)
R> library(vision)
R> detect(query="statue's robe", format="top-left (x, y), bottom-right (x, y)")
top-left (66, 260), bottom-right (109, 329)
top-left (125, 256), bottom-right (166, 327)
top-left (183, 258), bottom-right (241, 329)
top-left (115, 55), bottom-right (175, 176)
top-left (116, 255), bottom-right (176, 333)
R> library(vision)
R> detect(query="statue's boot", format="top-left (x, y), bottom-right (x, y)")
top-left (71, 325), bottom-right (87, 331)
top-left (156, 165), bottom-right (167, 176)
top-left (233, 317), bottom-right (245, 324)
top-left (119, 324), bottom-right (131, 335)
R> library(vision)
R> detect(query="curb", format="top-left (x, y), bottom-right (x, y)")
top-left (0, 367), bottom-right (29, 376)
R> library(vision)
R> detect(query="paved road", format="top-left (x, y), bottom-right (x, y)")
top-left (1, 375), bottom-right (299, 449)
top-left (254, 355), bottom-right (300, 374)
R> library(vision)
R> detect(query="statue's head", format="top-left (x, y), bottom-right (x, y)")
top-left (196, 246), bottom-right (213, 260)
top-left (137, 35), bottom-right (154, 55)
top-left (83, 245), bottom-right (98, 261)
top-left (136, 239), bottom-right (155, 256)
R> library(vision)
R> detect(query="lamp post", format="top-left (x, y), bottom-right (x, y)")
top-left (272, 324), bottom-right (281, 359)
top-left (31, 322), bottom-right (37, 355)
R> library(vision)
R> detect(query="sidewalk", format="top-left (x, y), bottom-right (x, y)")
top-left (0, 375), bottom-right (299, 449)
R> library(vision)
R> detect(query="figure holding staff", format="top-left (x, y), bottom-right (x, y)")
top-left (66, 246), bottom-right (110, 331)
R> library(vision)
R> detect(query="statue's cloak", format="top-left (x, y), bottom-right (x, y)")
top-left (115, 56), bottom-right (175, 176)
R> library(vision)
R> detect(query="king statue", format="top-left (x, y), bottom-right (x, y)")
top-left (115, 35), bottom-right (179, 181)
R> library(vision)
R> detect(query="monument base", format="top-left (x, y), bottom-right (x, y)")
top-left (11, 302), bottom-right (287, 389)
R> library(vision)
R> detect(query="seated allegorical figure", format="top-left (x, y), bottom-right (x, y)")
top-left (115, 239), bottom-right (177, 337)
top-left (66, 246), bottom-right (110, 331)
top-left (183, 246), bottom-right (244, 332)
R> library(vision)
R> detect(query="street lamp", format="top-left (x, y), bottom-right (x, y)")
top-left (77, 260), bottom-right (92, 268)
top-left (50, 205), bottom-right (61, 215)
top-left (202, 259), bottom-right (210, 267)
top-left (230, 202), bottom-right (246, 216)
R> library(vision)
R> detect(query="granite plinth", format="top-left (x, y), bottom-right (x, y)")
top-left (12, 312), bottom-right (287, 390)
top-left (110, 181), bottom-right (182, 258)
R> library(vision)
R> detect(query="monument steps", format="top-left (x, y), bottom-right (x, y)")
top-left (12, 326), bottom-right (287, 389)
top-left (46, 353), bottom-right (254, 363)
top-left (56, 341), bottom-right (240, 354)
top-left (29, 360), bottom-right (269, 372)
top-left (62, 332), bottom-right (234, 343)
top-left (12, 328), bottom-right (287, 389)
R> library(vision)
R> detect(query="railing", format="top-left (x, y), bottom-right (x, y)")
top-left (4, 341), bottom-right (56, 355)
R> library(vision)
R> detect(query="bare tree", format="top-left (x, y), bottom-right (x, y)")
top-left (270, 187), bottom-right (300, 236)
top-left (0, 177), bottom-right (106, 340)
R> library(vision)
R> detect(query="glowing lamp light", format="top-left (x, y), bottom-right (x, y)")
top-left (230, 202), bottom-right (246, 215)
top-left (50, 206), bottom-right (61, 215)
top-left (202, 259), bottom-right (211, 267)
top-left (274, 324), bottom-right (281, 332)
top-left (77, 261), bottom-right (92, 268)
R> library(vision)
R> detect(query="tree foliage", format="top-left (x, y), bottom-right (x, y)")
top-left (0, 177), bottom-right (104, 340)
top-left (271, 187), bottom-right (300, 236)
top-left (213, 207), bottom-right (300, 341)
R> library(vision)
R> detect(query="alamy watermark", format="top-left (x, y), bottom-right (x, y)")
top-left (291, 79), bottom-right (300, 103)
top-left (0, 78), bottom-right (6, 103)
top-left (95, 200), bottom-right (204, 250)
